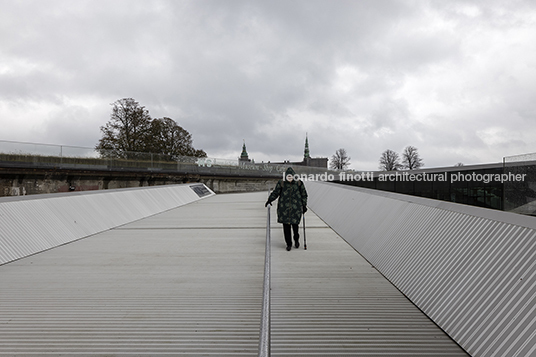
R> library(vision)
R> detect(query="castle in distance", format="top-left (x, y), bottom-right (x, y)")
top-left (239, 135), bottom-right (328, 168)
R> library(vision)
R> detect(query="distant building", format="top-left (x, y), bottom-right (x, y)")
top-left (295, 134), bottom-right (328, 168)
top-left (263, 134), bottom-right (328, 168)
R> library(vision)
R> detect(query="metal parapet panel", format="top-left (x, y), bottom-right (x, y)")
top-left (306, 181), bottom-right (536, 357)
top-left (0, 184), bottom-right (214, 265)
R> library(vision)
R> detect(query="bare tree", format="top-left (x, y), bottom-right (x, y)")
top-left (401, 146), bottom-right (424, 170)
top-left (379, 149), bottom-right (402, 171)
top-left (330, 148), bottom-right (351, 170)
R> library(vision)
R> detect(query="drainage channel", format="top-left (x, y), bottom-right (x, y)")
top-left (258, 204), bottom-right (271, 357)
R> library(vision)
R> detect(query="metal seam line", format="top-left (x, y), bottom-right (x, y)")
top-left (258, 201), bottom-right (271, 356)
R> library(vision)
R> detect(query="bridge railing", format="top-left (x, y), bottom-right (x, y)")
top-left (0, 139), bottom-right (338, 179)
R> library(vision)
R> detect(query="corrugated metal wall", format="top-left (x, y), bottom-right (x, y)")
top-left (0, 184), bottom-right (214, 265)
top-left (306, 181), bottom-right (536, 357)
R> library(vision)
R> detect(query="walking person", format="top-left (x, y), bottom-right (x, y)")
top-left (265, 167), bottom-right (308, 251)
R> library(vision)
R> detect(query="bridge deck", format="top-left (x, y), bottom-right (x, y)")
top-left (0, 191), bottom-right (468, 356)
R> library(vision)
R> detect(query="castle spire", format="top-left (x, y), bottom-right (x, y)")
top-left (239, 139), bottom-right (251, 163)
top-left (304, 134), bottom-right (310, 159)
top-left (240, 140), bottom-right (248, 159)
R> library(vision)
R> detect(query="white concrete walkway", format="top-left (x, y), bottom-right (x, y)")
top-left (0, 191), bottom-right (468, 356)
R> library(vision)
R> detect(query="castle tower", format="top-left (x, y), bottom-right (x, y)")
top-left (239, 140), bottom-right (251, 163)
top-left (304, 134), bottom-right (310, 160)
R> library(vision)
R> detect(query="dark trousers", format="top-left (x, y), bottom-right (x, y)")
top-left (283, 223), bottom-right (299, 247)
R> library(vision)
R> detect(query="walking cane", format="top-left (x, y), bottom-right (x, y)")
top-left (303, 213), bottom-right (307, 250)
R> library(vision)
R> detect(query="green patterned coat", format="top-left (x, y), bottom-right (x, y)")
top-left (267, 167), bottom-right (308, 224)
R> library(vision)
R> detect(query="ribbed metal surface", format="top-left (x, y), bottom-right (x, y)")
top-left (0, 189), bottom-right (472, 356)
top-left (0, 184), bottom-right (214, 265)
top-left (0, 192), bottom-right (267, 356)
top-left (269, 210), bottom-right (468, 356)
top-left (306, 181), bottom-right (536, 357)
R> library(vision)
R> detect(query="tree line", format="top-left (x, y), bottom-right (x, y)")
top-left (379, 146), bottom-right (424, 171)
top-left (97, 99), bottom-right (426, 171)
top-left (95, 98), bottom-right (206, 160)
top-left (329, 146), bottom-right (424, 171)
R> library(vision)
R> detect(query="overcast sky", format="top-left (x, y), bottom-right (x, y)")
top-left (1, 0), bottom-right (535, 170)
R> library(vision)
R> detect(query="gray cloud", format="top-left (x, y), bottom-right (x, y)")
top-left (1, 0), bottom-right (536, 170)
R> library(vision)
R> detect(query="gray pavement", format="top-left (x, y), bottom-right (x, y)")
top-left (0, 191), bottom-right (468, 356)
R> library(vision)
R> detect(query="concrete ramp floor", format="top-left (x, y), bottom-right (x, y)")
top-left (0, 191), bottom-right (468, 356)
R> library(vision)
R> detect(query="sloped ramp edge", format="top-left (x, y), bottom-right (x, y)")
top-left (305, 181), bottom-right (536, 357)
top-left (0, 184), bottom-right (214, 265)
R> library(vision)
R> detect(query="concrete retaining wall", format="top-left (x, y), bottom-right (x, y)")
top-left (0, 169), bottom-right (276, 196)
top-left (306, 181), bottom-right (536, 357)
top-left (0, 184), bottom-right (214, 265)
top-left (201, 177), bottom-right (278, 194)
